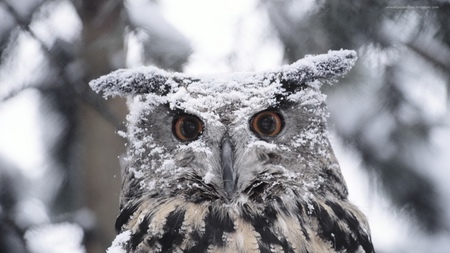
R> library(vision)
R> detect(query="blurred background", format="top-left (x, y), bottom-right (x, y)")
top-left (0, 0), bottom-right (449, 252)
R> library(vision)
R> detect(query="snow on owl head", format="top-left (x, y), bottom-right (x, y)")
top-left (90, 50), bottom-right (374, 253)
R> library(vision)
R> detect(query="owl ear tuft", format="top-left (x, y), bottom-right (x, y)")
top-left (279, 49), bottom-right (357, 89)
top-left (89, 66), bottom-right (173, 98)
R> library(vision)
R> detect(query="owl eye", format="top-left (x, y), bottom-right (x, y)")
top-left (173, 115), bottom-right (204, 141)
top-left (250, 110), bottom-right (284, 138)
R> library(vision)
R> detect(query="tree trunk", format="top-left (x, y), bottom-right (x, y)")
top-left (74, 0), bottom-right (127, 252)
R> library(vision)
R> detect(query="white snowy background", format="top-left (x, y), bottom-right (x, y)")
top-left (0, 0), bottom-right (449, 253)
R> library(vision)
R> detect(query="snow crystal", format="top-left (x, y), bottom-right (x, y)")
top-left (203, 169), bottom-right (215, 184)
top-left (247, 140), bottom-right (277, 150)
top-left (117, 130), bottom-right (127, 138)
top-left (129, 167), bottom-right (144, 179)
top-left (107, 230), bottom-right (131, 253)
top-left (178, 139), bottom-right (213, 156)
top-left (146, 180), bottom-right (157, 191)
top-left (287, 84), bottom-right (327, 106)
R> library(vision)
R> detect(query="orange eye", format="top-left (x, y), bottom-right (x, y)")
top-left (173, 115), bottom-right (204, 141)
top-left (250, 111), bottom-right (284, 138)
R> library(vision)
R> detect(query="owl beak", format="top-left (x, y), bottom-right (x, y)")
top-left (221, 137), bottom-right (235, 198)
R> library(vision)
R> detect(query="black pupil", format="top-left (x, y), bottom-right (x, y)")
top-left (258, 115), bottom-right (276, 134)
top-left (181, 118), bottom-right (199, 137)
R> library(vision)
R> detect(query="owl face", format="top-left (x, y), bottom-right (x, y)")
top-left (89, 49), bottom-right (358, 205)
top-left (91, 50), bottom-right (374, 253)
top-left (123, 76), bottom-right (337, 203)
top-left (111, 48), bottom-right (358, 204)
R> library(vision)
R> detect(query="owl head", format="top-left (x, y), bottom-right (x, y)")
top-left (90, 50), bottom-right (375, 252)
top-left (90, 50), bottom-right (356, 205)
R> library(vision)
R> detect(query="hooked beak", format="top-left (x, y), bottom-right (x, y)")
top-left (221, 137), bottom-right (235, 198)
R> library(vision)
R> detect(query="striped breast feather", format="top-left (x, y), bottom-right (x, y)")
top-left (112, 196), bottom-right (374, 253)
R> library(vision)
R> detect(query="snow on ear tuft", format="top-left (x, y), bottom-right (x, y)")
top-left (279, 49), bottom-right (357, 89)
top-left (89, 66), bottom-right (174, 98)
top-left (89, 49), bottom-right (356, 99)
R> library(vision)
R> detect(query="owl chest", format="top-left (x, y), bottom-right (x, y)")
top-left (125, 199), bottom-right (352, 253)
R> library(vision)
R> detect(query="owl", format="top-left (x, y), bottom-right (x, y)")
top-left (90, 50), bottom-right (375, 253)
